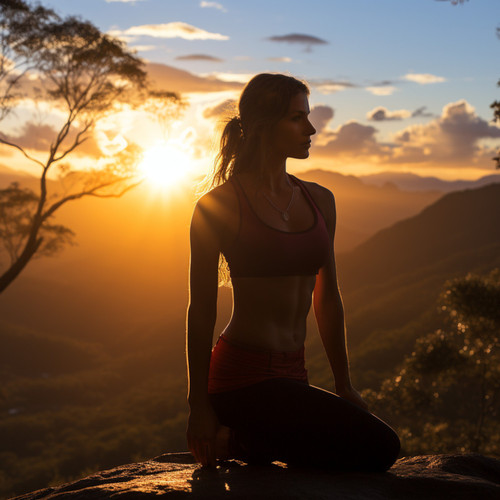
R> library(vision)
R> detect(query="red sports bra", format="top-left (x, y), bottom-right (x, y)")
top-left (221, 174), bottom-right (331, 277)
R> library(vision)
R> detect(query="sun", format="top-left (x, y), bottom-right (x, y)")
top-left (138, 142), bottom-right (193, 190)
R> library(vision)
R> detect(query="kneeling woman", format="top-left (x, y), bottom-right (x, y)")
top-left (186, 73), bottom-right (400, 470)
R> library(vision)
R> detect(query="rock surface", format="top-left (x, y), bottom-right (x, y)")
top-left (13, 452), bottom-right (500, 499)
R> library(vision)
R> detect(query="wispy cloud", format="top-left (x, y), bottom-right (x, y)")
top-left (1, 122), bottom-right (102, 157)
top-left (311, 79), bottom-right (356, 95)
top-left (200, 1), bottom-right (227, 12)
top-left (365, 86), bottom-right (398, 96)
top-left (267, 57), bottom-right (292, 63)
top-left (411, 106), bottom-right (437, 118)
top-left (200, 72), bottom-right (253, 84)
top-left (130, 45), bottom-right (157, 52)
top-left (146, 62), bottom-right (243, 93)
top-left (109, 22), bottom-right (229, 40)
top-left (176, 54), bottom-right (224, 62)
top-left (266, 33), bottom-right (328, 52)
top-left (367, 107), bottom-right (411, 121)
top-left (403, 73), bottom-right (446, 84)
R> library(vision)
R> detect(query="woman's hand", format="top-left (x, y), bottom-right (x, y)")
top-left (337, 386), bottom-right (369, 412)
top-left (186, 403), bottom-right (220, 467)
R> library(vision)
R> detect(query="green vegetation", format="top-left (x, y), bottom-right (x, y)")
top-left (364, 269), bottom-right (500, 456)
top-left (0, 324), bottom-right (188, 498)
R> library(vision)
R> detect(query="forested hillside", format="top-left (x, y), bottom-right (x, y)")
top-left (1, 173), bottom-right (499, 498)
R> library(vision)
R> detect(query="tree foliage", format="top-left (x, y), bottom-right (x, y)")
top-left (0, 182), bottom-right (75, 264)
top-left (0, 0), bottom-right (183, 293)
top-left (365, 269), bottom-right (500, 456)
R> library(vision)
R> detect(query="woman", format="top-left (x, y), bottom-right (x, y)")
top-left (186, 73), bottom-right (400, 471)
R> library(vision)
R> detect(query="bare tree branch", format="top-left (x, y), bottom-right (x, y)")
top-left (0, 136), bottom-right (45, 167)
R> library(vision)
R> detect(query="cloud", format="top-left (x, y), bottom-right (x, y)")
top-left (390, 99), bottom-right (500, 166)
top-left (309, 105), bottom-right (334, 135)
top-left (130, 45), bottom-right (157, 52)
top-left (200, 1), bottom-right (227, 12)
top-left (267, 57), bottom-right (292, 63)
top-left (367, 107), bottom-right (411, 121)
top-left (310, 99), bottom-right (499, 170)
top-left (1, 122), bottom-right (103, 158)
top-left (203, 99), bottom-right (236, 119)
top-left (403, 73), bottom-right (446, 84)
top-left (146, 62), bottom-right (243, 93)
top-left (266, 33), bottom-right (328, 52)
top-left (411, 106), bottom-right (437, 118)
top-left (106, 0), bottom-right (145, 3)
top-left (313, 121), bottom-right (392, 159)
top-left (311, 79), bottom-right (357, 95)
top-left (200, 72), bottom-right (253, 84)
top-left (175, 54), bottom-right (224, 62)
top-left (365, 86), bottom-right (398, 96)
top-left (1, 122), bottom-right (56, 152)
top-left (109, 22), bottom-right (229, 40)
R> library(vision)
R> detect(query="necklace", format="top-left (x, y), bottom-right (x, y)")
top-left (261, 179), bottom-right (296, 221)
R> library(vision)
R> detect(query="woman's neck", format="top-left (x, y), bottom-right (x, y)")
top-left (244, 157), bottom-right (289, 193)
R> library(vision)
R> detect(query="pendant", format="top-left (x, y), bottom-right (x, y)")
top-left (282, 212), bottom-right (289, 221)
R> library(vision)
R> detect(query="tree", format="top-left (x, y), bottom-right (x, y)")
top-left (0, 1), bottom-right (182, 293)
top-left (0, 0), bottom-right (58, 121)
top-left (364, 269), bottom-right (500, 455)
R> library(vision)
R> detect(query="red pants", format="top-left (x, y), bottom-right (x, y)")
top-left (208, 334), bottom-right (308, 394)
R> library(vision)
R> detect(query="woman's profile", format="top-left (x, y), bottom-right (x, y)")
top-left (186, 73), bottom-right (400, 470)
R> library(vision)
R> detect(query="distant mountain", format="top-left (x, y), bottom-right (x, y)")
top-left (359, 171), bottom-right (500, 192)
top-left (298, 169), bottom-right (443, 251)
top-left (340, 183), bottom-right (500, 290)
top-left (1, 167), bottom-right (497, 363)
top-left (329, 183), bottom-right (500, 386)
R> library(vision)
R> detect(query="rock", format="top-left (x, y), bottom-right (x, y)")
top-left (12, 452), bottom-right (500, 499)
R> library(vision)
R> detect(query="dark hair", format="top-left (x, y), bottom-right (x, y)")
top-left (209, 73), bottom-right (309, 188)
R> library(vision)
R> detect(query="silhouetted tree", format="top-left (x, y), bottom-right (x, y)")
top-left (365, 269), bottom-right (500, 455)
top-left (0, 1), bottom-right (182, 293)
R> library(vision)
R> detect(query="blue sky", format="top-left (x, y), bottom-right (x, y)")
top-left (7, 0), bottom-right (500, 179)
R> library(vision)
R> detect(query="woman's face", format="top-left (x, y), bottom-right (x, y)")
top-left (269, 92), bottom-right (316, 160)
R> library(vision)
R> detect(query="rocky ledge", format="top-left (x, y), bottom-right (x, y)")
top-left (13, 452), bottom-right (500, 499)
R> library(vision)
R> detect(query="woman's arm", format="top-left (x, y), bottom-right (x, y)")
top-left (186, 195), bottom-right (222, 466)
top-left (312, 189), bottom-right (368, 410)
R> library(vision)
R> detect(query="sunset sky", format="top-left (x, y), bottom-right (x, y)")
top-left (2, 0), bottom-right (500, 181)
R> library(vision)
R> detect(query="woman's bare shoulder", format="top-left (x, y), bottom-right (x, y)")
top-left (197, 180), bottom-right (238, 208)
top-left (295, 177), bottom-right (335, 210)
top-left (193, 180), bottom-right (239, 241)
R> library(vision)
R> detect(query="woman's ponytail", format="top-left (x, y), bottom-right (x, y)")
top-left (210, 115), bottom-right (245, 188)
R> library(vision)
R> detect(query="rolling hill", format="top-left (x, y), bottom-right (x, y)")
top-left (1, 171), bottom-right (499, 498)
top-left (326, 183), bottom-right (500, 389)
